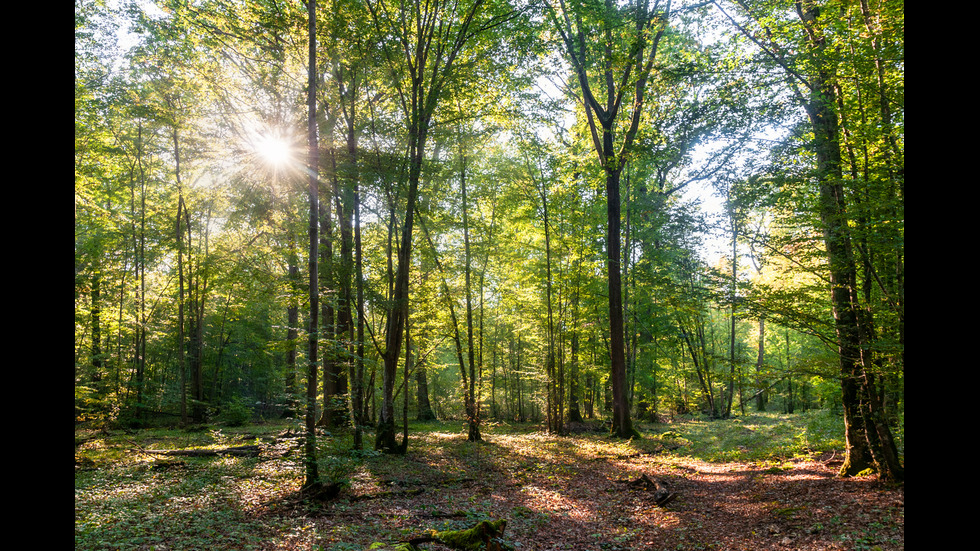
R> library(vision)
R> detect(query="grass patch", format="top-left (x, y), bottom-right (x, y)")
top-left (637, 410), bottom-right (849, 463)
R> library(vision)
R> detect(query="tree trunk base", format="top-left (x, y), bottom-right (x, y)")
top-left (617, 474), bottom-right (677, 507)
top-left (300, 480), bottom-right (342, 502)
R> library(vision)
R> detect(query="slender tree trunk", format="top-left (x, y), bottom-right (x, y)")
top-left (91, 267), bottom-right (103, 385)
top-left (320, 125), bottom-right (350, 430)
top-left (318, 143), bottom-right (338, 427)
top-left (177, 194), bottom-right (188, 426)
top-left (133, 123), bottom-right (148, 424)
top-left (755, 317), bottom-right (766, 411)
top-left (726, 202), bottom-right (738, 418)
top-left (303, 0), bottom-right (320, 489)
top-left (568, 286), bottom-right (583, 423)
top-left (548, 0), bottom-right (672, 438)
top-left (532, 162), bottom-right (561, 434)
top-left (285, 231), bottom-right (300, 404)
top-left (378, 142), bottom-right (423, 453)
top-left (605, 165), bottom-right (632, 437)
top-left (352, 151), bottom-right (366, 449)
top-left (365, 0), bottom-right (490, 453)
top-left (191, 207), bottom-right (209, 420)
top-left (459, 150), bottom-right (481, 441)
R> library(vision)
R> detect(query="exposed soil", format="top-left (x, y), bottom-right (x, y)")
top-left (259, 431), bottom-right (904, 550)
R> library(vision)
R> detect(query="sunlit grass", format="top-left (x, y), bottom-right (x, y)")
top-left (640, 410), bottom-right (849, 463)
top-left (75, 422), bottom-right (308, 550)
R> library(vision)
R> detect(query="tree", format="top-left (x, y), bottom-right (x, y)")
top-left (545, 0), bottom-right (677, 438)
top-left (364, 0), bottom-right (520, 453)
top-left (458, 132), bottom-right (483, 441)
top-left (303, 0), bottom-right (320, 490)
top-left (712, 0), bottom-right (903, 481)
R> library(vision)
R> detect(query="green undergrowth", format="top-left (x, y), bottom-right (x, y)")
top-left (75, 411), bottom-right (886, 550)
top-left (637, 410), bottom-right (852, 463)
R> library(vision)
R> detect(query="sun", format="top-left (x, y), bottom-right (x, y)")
top-left (254, 131), bottom-right (293, 168)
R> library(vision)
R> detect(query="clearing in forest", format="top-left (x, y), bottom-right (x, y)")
top-left (75, 413), bottom-right (903, 550)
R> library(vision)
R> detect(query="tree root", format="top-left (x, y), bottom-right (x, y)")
top-left (616, 473), bottom-right (677, 507)
top-left (300, 480), bottom-right (342, 502)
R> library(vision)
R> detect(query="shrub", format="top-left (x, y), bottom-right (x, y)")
top-left (220, 399), bottom-right (253, 427)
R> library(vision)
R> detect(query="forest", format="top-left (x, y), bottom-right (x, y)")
top-left (76, 0), bottom-right (903, 548)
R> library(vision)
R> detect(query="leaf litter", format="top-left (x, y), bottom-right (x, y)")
top-left (76, 421), bottom-right (903, 550)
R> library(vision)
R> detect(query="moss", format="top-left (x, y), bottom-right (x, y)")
top-left (368, 543), bottom-right (420, 551)
top-left (773, 506), bottom-right (805, 518)
top-left (432, 519), bottom-right (512, 551)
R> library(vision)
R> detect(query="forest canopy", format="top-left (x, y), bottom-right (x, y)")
top-left (75, 0), bottom-right (903, 482)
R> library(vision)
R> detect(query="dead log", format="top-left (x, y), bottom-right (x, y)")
top-left (616, 474), bottom-right (677, 507)
top-left (350, 487), bottom-right (424, 502)
top-left (398, 519), bottom-right (513, 551)
top-left (149, 445), bottom-right (262, 458)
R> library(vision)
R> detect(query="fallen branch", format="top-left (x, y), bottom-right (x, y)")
top-left (147, 445), bottom-right (262, 458)
top-left (350, 487), bottom-right (425, 501)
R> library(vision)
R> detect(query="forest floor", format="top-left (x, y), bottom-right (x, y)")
top-left (75, 412), bottom-right (903, 550)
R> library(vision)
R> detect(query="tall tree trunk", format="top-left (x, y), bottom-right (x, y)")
top-left (605, 165), bottom-right (632, 438)
top-left (303, 0), bottom-right (320, 490)
top-left (460, 151), bottom-right (482, 441)
top-left (568, 285), bottom-right (583, 423)
top-left (755, 317), bottom-right (766, 411)
top-left (133, 123), bottom-right (148, 425)
top-left (91, 267), bottom-right (103, 385)
top-left (529, 157), bottom-right (561, 435)
top-left (377, 135), bottom-right (422, 453)
top-left (190, 206), bottom-right (208, 422)
top-left (352, 145), bottom-right (366, 449)
top-left (285, 231), bottom-right (300, 405)
top-left (319, 125), bottom-right (346, 430)
top-left (365, 0), bottom-right (490, 454)
top-left (548, 0), bottom-right (672, 439)
top-left (799, 4), bottom-right (901, 481)
top-left (712, 0), bottom-right (902, 482)
top-left (318, 145), bottom-right (338, 428)
top-left (176, 192), bottom-right (188, 426)
top-left (726, 199), bottom-right (738, 418)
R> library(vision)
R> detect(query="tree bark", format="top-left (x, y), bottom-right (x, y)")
top-left (303, 0), bottom-right (320, 490)
top-left (461, 153), bottom-right (482, 442)
top-left (797, 1), bottom-right (902, 482)
top-left (285, 233), bottom-right (300, 404)
top-left (415, 365), bottom-right (436, 421)
top-left (352, 141), bottom-right (366, 449)
top-left (755, 317), bottom-right (765, 411)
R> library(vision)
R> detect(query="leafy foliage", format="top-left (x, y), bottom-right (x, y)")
top-left (75, 0), bottom-right (902, 486)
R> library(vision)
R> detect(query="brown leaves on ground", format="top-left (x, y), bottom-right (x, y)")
top-left (260, 428), bottom-right (903, 550)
